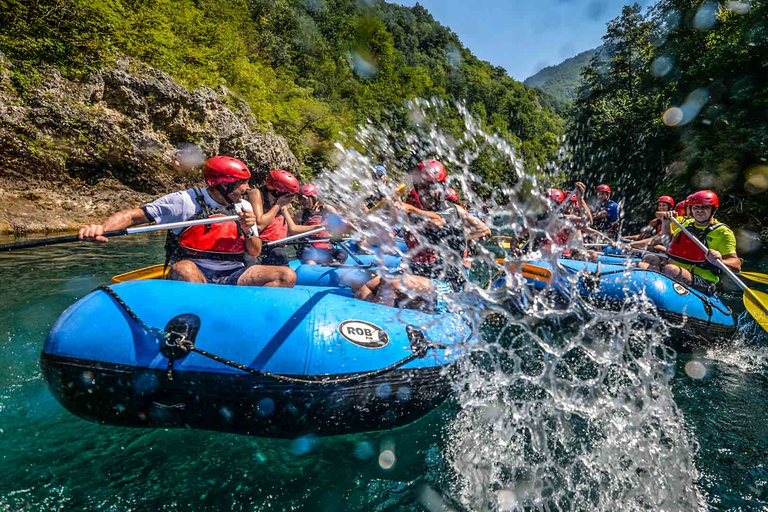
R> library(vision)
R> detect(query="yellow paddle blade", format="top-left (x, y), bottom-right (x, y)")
top-left (521, 263), bottom-right (553, 283)
top-left (368, 184), bottom-right (407, 213)
top-left (498, 260), bottom-right (553, 283)
top-left (111, 264), bottom-right (168, 284)
top-left (739, 271), bottom-right (768, 285)
top-left (744, 288), bottom-right (768, 333)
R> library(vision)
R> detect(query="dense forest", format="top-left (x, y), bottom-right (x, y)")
top-left (0, 0), bottom-right (563, 192)
top-left (524, 47), bottom-right (601, 103)
top-left (567, 1), bottom-right (768, 225)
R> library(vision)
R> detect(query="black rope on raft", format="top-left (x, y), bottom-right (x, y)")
top-left (96, 285), bottom-right (444, 385)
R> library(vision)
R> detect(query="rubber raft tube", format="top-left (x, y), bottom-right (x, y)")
top-left (523, 259), bottom-right (736, 347)
top-left (41, 281), bottom-right (472, 438)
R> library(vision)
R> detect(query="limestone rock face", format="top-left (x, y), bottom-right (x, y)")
top-left (0, 54), bottom-right (300, 232)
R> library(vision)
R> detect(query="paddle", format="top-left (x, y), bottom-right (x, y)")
top-left (368, 184), bottom-right (407, 213)
top-left (556, 187), bottom-right (579, 215)
top-left (0, 215), bottom-right (242, 252)
top-left (111, 264), bottom-right (168, 284)
top-left (739, 271), bottom-right (768, 285)
top-left (671, 218), bottom-right (768, 332)
top-left (264, 226), bottom-right (327, 247)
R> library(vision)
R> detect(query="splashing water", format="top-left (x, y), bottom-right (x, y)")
top-left (312, 99), bottom-right (705, 510)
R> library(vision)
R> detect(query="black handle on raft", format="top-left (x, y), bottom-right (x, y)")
top-left (0, 229), bottom-right (129, 252)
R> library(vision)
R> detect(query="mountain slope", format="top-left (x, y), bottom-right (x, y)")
top-left (524, 47), bottom-right (601, 102)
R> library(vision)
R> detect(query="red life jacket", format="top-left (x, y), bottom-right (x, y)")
top-left (301, 207), bottom-right (330, 250)
top-left (668, 221), bottom-right (724, 264)
top-left (259, 187), bottom-right (288, 242)
top-left (178, 214), bottom-right (245, 256)
top-left (406, 189), bottom-right (423, 209)
top-left (164, 188), bottom-right (245, 263)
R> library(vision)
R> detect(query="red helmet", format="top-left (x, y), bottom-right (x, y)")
top-left (547, 188), bottom-right (565, 203)
top-left (445, 188), bottom-right (459, 203)
top-left (596, 184), bottom-right (611, 194)
top-left (202, 156), bottom-right (251, 188)
top-left (688, 190), bottom-right (719, 208)
top-left (657, 195), bottom-right (675, 208)
top-left (412, 159), bottom-right (447, 184)
top-left (300, 183), bottom-right (318, 197)
top-left (674, 200), bottom-right (687, 216)
top-left (266, 170), bottom-right (300, 194)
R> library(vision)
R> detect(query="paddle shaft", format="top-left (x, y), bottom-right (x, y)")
top-left (0, 215), bottom-right (241, 252)
top-left (671, 218), bottom-right (745, 291)
top-left (264, 227), bottom-right (327, 247)
top-left (556, 188), bottom-right (579, 215)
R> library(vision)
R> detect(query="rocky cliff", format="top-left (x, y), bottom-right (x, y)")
top-left (0, 54), bottom-right (300, 234)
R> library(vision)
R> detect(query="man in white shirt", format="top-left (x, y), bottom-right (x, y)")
top-left (78, 156), bottom-right (296, 287)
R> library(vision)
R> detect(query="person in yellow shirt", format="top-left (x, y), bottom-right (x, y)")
top-left (639, 190), bottom-right (740, 292)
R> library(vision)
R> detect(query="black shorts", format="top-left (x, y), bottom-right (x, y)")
top-left (255, 247), bottom-right (290, 266)
top-left (198, 265), bottom-right (248, 285)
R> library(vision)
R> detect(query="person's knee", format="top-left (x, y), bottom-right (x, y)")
top-left (662, 264), bottom-right (684, 280)
top-left (278, 268), bottom-right (297, 287)
top-left (169, 260), bottom-right (203, 282)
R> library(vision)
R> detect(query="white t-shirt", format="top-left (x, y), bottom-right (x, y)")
top-left (143, 188), bottom-right (253, 271)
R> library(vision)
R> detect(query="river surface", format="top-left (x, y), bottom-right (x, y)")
top-left (0, 233), bottom-right (766, 511)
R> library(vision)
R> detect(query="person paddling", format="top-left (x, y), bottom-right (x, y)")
top-left (638, 190), bottom-right (740, 293)
top-left (627, 195), bottom-right (675, 250)
top-left (248, 169), bottom-right (305, 266)
top-left (295, 183), bottom-right (348, 265)
top-left (353, 159), bottom-right (488, 310)
top-left (403, 159), bottom-right (490, 290)
top-left (590, 184), bottom-right (620, 240)
top-left (78, 156), bottom-right (296, 287)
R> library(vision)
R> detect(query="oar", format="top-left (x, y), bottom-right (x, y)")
top-left (264, 227), bottom-right (327, 247)
top-left (111, 264), bottom-right (167, 284)
top-left (0, 215), bottom-right (242, 252)
top-left (368, 184), bottom-right (407, 213)
top-left (739, 271), bottom-right (768, 285)
top-left (585, 226), bottom-right (618, 244)
top-left (555, 187), bottom-right (579, 215)
top-left (671, 218), bottom-right (768, 332)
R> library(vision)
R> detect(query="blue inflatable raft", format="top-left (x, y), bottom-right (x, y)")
top-left (41, 281), bottom-right (472, 438)
top-left (521, 259), bottom-right (736, 347)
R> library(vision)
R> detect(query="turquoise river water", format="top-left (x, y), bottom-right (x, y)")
top-left (0, 232), bottom-right (766, 511)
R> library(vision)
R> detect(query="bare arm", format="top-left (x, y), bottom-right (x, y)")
top-left (457, 205), bottom-right (491, 241)
top-left (283, 206), bottom-right (323, 235)
top-left (721, 254), bottom-right (741, 272)
top-left (249, 188), bottom-right (292, 230)
top-left (78, 208), bottom-right (149, 242)
top-left (397, 201), bottom-right (445, 226)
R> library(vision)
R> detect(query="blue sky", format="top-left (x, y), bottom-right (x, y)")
top-left (397, 0), bottom-right (638, 81)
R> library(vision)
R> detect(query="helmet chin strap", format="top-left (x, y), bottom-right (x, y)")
top-left (215, 183), bottom-right (237, 205)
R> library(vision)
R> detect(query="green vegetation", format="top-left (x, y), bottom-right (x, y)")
top-left (0, 0), bottom-right (563, 190)
top-left (567, 2), bottom-right (768, 223)
top-left (524, 47), bottom-right (601, 104)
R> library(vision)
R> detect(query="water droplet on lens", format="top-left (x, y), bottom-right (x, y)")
top-left (396, 386), bottom-right (412, 401)
top-left (378, 449), bottom-right (396, 469)
top-left (376, 383), bottom-right (391, 398)
top-left (662, 107), bottom-right (683, 126)
top-left (651, 55), bottom-right (674, 77)
top-left (291, 434), bottom-right (318, 455)
top-left (353, 441), bottom-right (374, 460)
top-left (685, 360), bottom-right (707, 379)
top-left (255, 397), bottom-right (275, 417)
top-left (693, 2), bottom-right (718, 30)
top-left (725, 1), bottom-right (750, 14)
top-left (744, 165), bottom-right (768, 195)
